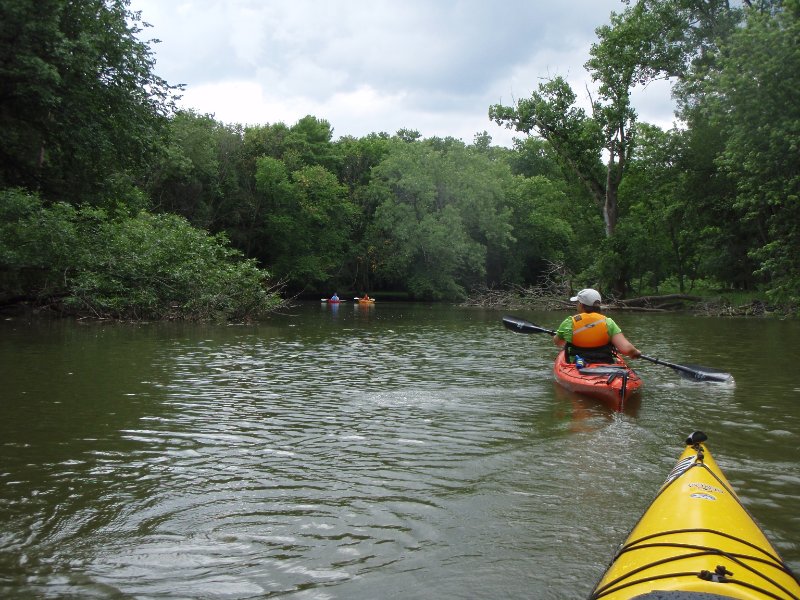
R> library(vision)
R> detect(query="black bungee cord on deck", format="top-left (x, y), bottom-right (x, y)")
top-left (589, 432), bottom-right (800, 600)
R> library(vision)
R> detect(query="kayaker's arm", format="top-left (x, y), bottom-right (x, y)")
top-left (611, 332), bottom-right (641, 358)
top-left (553, 317), bottom-right (571, 347)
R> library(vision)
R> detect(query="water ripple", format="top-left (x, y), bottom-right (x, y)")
top-left (1, 308), bottom-right (798, 599)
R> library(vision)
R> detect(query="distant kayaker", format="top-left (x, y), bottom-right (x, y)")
top-left (553, 288), bottom-right (641, 363)
top-left (361, 293), bottom-right (372, 302)
top-left (331, 292), bottom-right (339, 301)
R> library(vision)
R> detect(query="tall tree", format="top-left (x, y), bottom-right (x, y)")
top-left (366, 139), bottom-right (512, 299)
top-left (502, 174), bottom-right (579, 286)
top-left (706, 0), bottom-right (800, 303)
top-left (0, 0), bottom-right (179, 204)
top-left (283, 115), bottom-right (339, 172)
top-left (490, 78), bottom-right (617, 235)
top-left (489, 0), bottom-right (659, 241)
top-left (617, 124), bottom-right (697, 293)
top-left (253, 158), bottom-right (356, 290)
top-left (146, 110), bottom-right (245, 230)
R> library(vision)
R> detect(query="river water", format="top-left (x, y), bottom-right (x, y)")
top-left (1, 303), bottom-right (798, 599)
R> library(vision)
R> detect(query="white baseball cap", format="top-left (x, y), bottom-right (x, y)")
top-left (570, 288), bottom-right (602, 306)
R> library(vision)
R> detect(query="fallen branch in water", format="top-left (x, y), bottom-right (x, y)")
top-left (462, 289), bottom-right (779, 316)
top-left (617, 294), bottom-right (702, 309)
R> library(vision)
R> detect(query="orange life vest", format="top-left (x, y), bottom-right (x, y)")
top-left (571, 312), bottom-right (610, 348)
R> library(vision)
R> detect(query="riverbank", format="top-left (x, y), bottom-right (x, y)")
top-left (462, 286), bottom-right (791, 317)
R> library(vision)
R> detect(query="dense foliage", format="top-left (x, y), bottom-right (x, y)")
top-left (1, 0), bottom-right (798, 317)
top-left (0, 189), bottom-right (281, 320)
top-left (0, 0), bottom-right (177, 205)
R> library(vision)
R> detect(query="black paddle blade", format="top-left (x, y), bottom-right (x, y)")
top-left (501, 316), bottom-right (556, 336)
top-left (680, 365), bottom-right (734, 383)
top-left (502, 315), bottom-right (528, 332)
top-left (639, 354), bottom-right (733, 383)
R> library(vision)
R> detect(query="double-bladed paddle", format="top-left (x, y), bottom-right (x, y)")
top-left (501, 315), bottom-right (733, 383)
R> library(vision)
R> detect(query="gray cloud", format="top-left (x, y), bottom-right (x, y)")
top-left (131, 0), bottom-right (676, 146)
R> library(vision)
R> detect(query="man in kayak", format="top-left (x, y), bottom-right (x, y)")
top-left (553, 288), bottom-right (641, 363)
top-left (330, 292), bottom-right (339, 301)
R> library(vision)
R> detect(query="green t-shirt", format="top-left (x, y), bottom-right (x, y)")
top-left (555, 314), bottom-right (622, 344)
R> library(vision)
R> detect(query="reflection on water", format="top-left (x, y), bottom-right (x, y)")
top-left (0, 306), bottom-right (798, 599)
top-left (551, 383), bottom-right (643, 433)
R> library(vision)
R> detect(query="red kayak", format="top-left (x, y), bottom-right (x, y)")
top-left (553, 350), bottom-right (642, 411)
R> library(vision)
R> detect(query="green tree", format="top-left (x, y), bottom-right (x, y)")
top-left (283, 115), bottom-right (339, 172)
top-left (708, 0), bottom-right (800, 304)
top-left (0, 188), bottom-right (83, 301)
top-left (146, 110), bottom-right (245, 230)
top-left (502, 175), bottom-right (579, 285)
top-left (489, 54), bottom-right (634, 240)
top-left (603, 0), bottom-right (774, 295)
top-left (242, 122), bottom-right (291, 165)
top-left (506, 137), bottom-right (565, 180)
top-left (0, 0), bottom-right (179, 204)
top-left (615, 126), bottom-right (692, 293)
top-left (675, 118), bottom-right (751, 290)
top-left (242, 116), bottom-right (338, 173)
top-left (70, 211), bottom-right (281, 321)
top-left (488, 0), bottom-right (771, 298)
top-left (334, 133), bottom-right (393, 192)
top-left (254, 158), bottom-right (356, 290)
top-left (366, 139), bottom-right (512, 299)
top-left (0, 188), bottom-right (281, 320)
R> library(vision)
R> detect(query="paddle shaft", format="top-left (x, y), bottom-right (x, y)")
top-left (639, 354), bottom-right (690, 372)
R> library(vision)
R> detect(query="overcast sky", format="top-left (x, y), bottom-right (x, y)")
top-left (129, 0), bottom-right (678, 147)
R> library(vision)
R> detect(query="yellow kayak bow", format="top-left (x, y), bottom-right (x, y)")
top-left (591, 432), bottom-right (800, 599)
